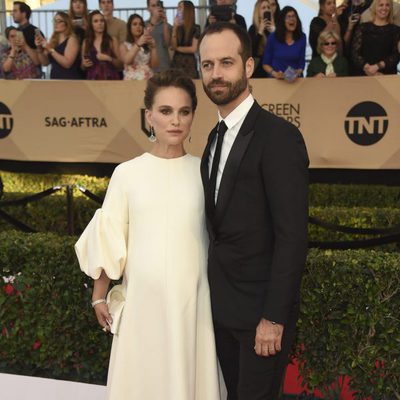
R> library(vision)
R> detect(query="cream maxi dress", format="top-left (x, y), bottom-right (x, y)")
top-left (75, 153), bottom-right (221, 400)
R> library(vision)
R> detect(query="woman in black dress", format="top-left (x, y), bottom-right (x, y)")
top-left (351, 0), bottom-right (400, 75)
top-left (35, 12), bottom-right (82, 79)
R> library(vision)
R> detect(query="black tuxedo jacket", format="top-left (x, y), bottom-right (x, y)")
top-left (201, 101), bottom-right (309, 330)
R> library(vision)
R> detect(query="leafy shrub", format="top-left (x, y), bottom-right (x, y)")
top-left (1, 231), bottom-right (399, 398)
top-left (0, 231), bottom-right (111, 384)
top-left (297, 249), bottom-right (400, 399)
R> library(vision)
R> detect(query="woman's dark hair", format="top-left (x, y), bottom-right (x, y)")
top-left (199, 22), bottom-right (252, 67)
top-left (270, 0), bottom-right (281, 22)
top-left (5, 26), bottom-right (17, 40)
top-left (275, 6), bottom-right (303, 43)
top-left (144, 69), bottom-right (198, 112)
top-left (126, 13), bottom-right (145, 44)
top-left (84, 10), bottom-right (114, 56)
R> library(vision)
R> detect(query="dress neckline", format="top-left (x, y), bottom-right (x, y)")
top-left (145, 152), bottom-right (190, 161)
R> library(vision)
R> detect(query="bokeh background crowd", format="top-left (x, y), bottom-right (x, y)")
top-left (0, 0), bottom-right (399, 80)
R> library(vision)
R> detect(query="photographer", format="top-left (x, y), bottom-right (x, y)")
top-left (120, 14), bottom-right (158, 80)
top-left (206, 0), bottom-right (247, 30)
top-left (145, 0), bottom-right (171, 72)
top-left (2, 26), bottom-right (41, 79)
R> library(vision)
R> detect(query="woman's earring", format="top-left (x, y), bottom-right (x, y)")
top-left (149, 126), bottom-right (156, 142)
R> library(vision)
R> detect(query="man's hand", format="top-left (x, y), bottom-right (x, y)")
top-left (254, 318), bottom-right (284, 357)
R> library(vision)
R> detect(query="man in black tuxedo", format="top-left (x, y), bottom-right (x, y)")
top-left (198, 22), bottom-right (309, 399)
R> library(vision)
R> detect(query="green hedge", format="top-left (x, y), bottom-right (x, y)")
top-left (0, 171), bottom-right (109, 196)
top-left (0, 231), bottom-right (111, 384)
top-left (1, 171), bottom-right (400, 208)
top-left (1, 231), bottom-right (399, 397)
top-left (297, 249), bottom-right (400, 399)
top-left (309, 184), bottom-right (400, 208)
top-left (1, 195), bottom-right (399, 251)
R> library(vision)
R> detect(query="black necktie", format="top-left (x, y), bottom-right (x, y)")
top-left (209, 120), bottom-right (228, 207)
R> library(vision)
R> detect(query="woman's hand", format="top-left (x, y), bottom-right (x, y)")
top-left (15, 35), bottom-right (25, 49)
top-left (93, 302), bottom-right (113, 332)
top-left (315, 72), bottom-right (326, 78)
top-left (265, 20), bottom-right (275, 33)
top-left (82, 56), bottom-right (93, 68)
top-left (271, 70), bottom-right (284, 79)
top-left (96, 52), bottom-right (112, 62)
top-left (363, 63), bottom-right (379, 76)
top-left (34, 34), bottom-right (45, 48)
top-left (348, 13), bottom-right (360, 30)
top-left (137, 34), bottom-right (147, 48)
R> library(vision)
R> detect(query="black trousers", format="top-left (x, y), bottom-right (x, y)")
top-left (214, 309), bottom-right (298, 400)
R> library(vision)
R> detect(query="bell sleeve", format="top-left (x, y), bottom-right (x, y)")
top-left (75, 164), bottom-right (129, 280)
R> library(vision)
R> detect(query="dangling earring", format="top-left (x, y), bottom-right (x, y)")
top-left (149, 126), bottom-right (156, 142)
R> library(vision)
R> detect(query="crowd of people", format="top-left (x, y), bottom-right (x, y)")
top-left (0, 0), bottom-right (399, 80)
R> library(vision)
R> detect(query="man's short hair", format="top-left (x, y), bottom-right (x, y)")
top-left (198, 22), bottom-right (252, 66)
top-left (13, 1), bottom-right (31, 20)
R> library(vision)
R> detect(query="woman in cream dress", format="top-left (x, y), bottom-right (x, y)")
top-left (75, 70), bottom-right (221, 400)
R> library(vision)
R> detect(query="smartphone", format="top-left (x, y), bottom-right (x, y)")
top-left (34, 28), bottom-right (41, 36)
top-left (263, 11), bottom-right (271, 21)
top-left (16, 31), bottom-right (23, 39)
top-left (157, 0), bottom-right (164, 8)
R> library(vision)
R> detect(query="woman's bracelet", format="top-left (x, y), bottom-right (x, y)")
top-left (91, 298), bottom-right (106, 307)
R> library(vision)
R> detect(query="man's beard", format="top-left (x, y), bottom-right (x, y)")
top-left (203, 71), bottom-right (248, 106)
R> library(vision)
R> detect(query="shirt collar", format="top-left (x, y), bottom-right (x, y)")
top-left (218, 94), bottom-right (254, 130)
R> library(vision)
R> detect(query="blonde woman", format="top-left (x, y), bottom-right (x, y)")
top-left (248, 0), bottom-right (275, 77)
top-left (35, 12), bottom-right (82, 79)
top-left (351, 0), bottom-right (400, 75)
top-left (307, 30), bottom-right (348, 77)
top-left (171, 1), bottom-right (200, 78)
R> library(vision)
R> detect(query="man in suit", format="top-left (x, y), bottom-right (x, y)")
top-left (198, 22), bottom-right (309, 399)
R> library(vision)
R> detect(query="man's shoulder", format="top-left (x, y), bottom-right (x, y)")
top-left (254, 105), bottom-right (300, 136)
top-left (110, 17), bottom-right (126, 27)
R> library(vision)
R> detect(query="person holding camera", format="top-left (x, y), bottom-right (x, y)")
top-left (170, 1), bottom-right (200, 78)
top-left (145, 0), bottom-right (172, 72)
top-left (35, 12), bottom-right (82, 80)
top-left (338, 0), bottom-right (372, 73)
top-left (206, 0), bottom-right (247, 30)
top-left (248, 0), bottom-right (278, 77)
top-left (351, 0), bottom-right (400, 76)
top-left (120, 14), bottom-right (158, 80)
top-left (309, 0), bottom-right (345, 58)
top-left (1, 26), bottom-right (41, 79)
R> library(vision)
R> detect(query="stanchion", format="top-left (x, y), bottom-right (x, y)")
top-left (66, 185), bottom-right (74, 235)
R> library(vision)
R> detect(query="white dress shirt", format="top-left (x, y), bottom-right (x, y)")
top-left (209, 94), bottom-right (255, 203)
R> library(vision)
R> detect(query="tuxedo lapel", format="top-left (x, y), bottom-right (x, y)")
top-left (201, 123), bottom-right (219, 219)
top-left (214, 102), bottom-right (262, 227)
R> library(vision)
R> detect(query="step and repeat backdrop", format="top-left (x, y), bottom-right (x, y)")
top-left (0, 76), bottom-right (399, 169)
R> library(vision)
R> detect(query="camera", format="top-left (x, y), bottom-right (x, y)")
top-left (210, 5), bottom-right (233, 22)
top-left (157, 0), bottom-right (164, 8)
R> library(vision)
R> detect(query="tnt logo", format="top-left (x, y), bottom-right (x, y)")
top-left (344, 101), bottom-right (388, 146)
top-left (0, 102), bottom-right (13, 139)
